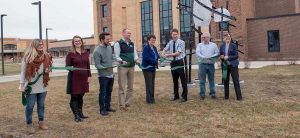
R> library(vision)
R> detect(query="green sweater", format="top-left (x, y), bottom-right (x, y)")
top-left (93, 44), bottom-right (114, 77)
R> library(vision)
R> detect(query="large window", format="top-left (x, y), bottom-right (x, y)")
top-left (141, 0), bottom-right (153, 47)
top-left (102, 4), bottom-right (108, 17)
top-left (159, 0), bottom-right (173, 50)
top-left (268, 30), bottom-right (280, 52)
top-left (180, 0), bottom-right (194, 49)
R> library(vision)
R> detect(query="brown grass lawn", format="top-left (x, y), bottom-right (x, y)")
top-left (0, 63), bottom-right (21, 76)
top-left (0, 65), bottom-right (299, 138)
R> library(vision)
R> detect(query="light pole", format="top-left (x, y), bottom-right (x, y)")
top-left (1, 14), bottom-right (7, 75)
top-left (32, 1), bottom-right (42, 40)
top-left (46, 28), bottom-right (52, 52)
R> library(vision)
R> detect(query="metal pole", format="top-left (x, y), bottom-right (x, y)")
top-left (38, 1), bottom-right (42, 40)
top-left (1, 14), bottom-right (7, 75)
top-left (46, 28), bottom-right (48, 51)
top-left (221, 6), bottom-right (224, 43)
top-left (45, 28), bottom-right (52, 52)
top-left (188, 37), bottom-right (192, 83)
top-left (220, 6), bottom-right (224, 85)
top-left (188, 0), bottom-right (193, 84)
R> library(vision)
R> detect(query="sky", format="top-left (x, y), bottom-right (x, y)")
top-left (0, 0), bottom-right (94, 40)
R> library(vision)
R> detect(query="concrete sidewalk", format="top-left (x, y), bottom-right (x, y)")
top-left (0, 60), bottom-right (299, 83)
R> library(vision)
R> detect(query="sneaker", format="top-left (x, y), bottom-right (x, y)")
top-left (211, 96), bottom-right (216, 99)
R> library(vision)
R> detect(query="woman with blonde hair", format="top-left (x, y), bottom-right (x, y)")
top-left (19, 39), bottom-right (52, 134)
top-left (66, 35), bottom-right (91, 122)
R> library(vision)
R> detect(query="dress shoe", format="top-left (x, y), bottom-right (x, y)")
top-left (170, 97), bottom-right (179, 101)
top-left (107, 108), bottom-right (116, 112)
top-left (100, 111), bottom-right (109, 116)
top-left (179, 98), bottom-right (187, 102)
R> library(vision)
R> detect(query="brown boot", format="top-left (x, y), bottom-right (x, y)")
top-left (27, 124), bottom-right (35, 134)
top-left (38, 121), bottom-right (48, 130)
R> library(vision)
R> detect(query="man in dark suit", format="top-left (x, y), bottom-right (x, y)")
top-left (219, 33), bottom-right (242, 101)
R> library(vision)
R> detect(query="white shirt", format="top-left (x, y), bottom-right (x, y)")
top-left (196, 42), bottom-right (219, 58)
top-left (164, 39), bottom-right (186, 60)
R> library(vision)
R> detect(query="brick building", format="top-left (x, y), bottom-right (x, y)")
top-left (93, 0), bottom-right (209, 52)
top-left (1, 38), bottom-right (55, 62)
top-left (48, 37), bottom-right (95, 57)
top-left (93, 0), bottom-right (300, 61)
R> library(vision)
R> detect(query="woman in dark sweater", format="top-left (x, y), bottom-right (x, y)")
top-left (142, 35), bottom-right (160, 104)
top-left (66, 35), bottom-right (91, 122)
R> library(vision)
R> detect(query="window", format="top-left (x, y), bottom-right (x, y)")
top-left (141, 0), bottom-right (153, 46)
top-left (180, 0), bottom-right (194, 49)
top-left (102, 4), bottom-right (108, 17)
top-left (103, 27), bottom-right (109, 32)
top-left (180, 0), bottom-right (192, 33)
top-left (4, 44), bottom-right (17, 50)
top-left (268, 30), bottom-right (280, 52)
top-left (159, 0), bottom-right (173, 50)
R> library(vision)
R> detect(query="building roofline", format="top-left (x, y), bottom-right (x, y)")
top-left (247, 13), bottom-right (300, 21)
top-left (3, 38), bottom-right (56, 41)
top-left (50, 36), bottom-right (94, 43)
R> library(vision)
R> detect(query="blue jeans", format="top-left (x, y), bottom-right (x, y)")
top-left (25, 92), bottom-right (47, 124)
top-left (98, 77), bottom-right (114, 112)
top-left (199, 64), bottom-right (215, 97)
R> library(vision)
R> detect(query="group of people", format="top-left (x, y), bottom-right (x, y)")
top-left (19, 28), bottom-right (242, 134)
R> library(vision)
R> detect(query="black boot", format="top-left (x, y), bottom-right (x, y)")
top-left (78, 98), bottom-right (88, 119)
top-left (70, 102), bottom-right (82, 122)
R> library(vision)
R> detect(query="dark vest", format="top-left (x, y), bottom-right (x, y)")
top-left (119, 40), bottom-right (135, 67)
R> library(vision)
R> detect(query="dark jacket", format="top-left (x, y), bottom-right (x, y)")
top-left (142, 44), bottom-right (160, 72)
top-left (220, 43), bottom-right (239, 67)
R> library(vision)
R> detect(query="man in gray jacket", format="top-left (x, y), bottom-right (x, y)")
top-left (93, 32), bottom-right (116, 116)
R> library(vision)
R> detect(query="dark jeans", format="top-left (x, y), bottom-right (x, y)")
top-left (224, 65), bottom-right (242, 100)
top-left (143, 71), bottom-right (156, 104)
top-left (98, 77), bottom-right (114, 112)
top-left (170, 60), bottom-right (188, 100)
top-left (25, 92), bottom-right (47, 125)
top-left (199, 64), bottom-right (216, 97)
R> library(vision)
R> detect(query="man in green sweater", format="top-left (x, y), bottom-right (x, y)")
top-left (93, 32), bottom-right (116, 116)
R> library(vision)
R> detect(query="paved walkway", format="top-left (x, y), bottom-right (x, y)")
top-left (0, 60), bottom-right (298, 83)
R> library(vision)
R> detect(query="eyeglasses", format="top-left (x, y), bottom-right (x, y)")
top-left (37, 43), bottom-right (43, 47)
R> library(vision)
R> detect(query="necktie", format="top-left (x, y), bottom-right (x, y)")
top-left (173, 41), bottom-right (176, 61)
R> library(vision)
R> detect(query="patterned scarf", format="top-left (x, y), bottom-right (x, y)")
top-left (25, 52), bottom-right (52, 87)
